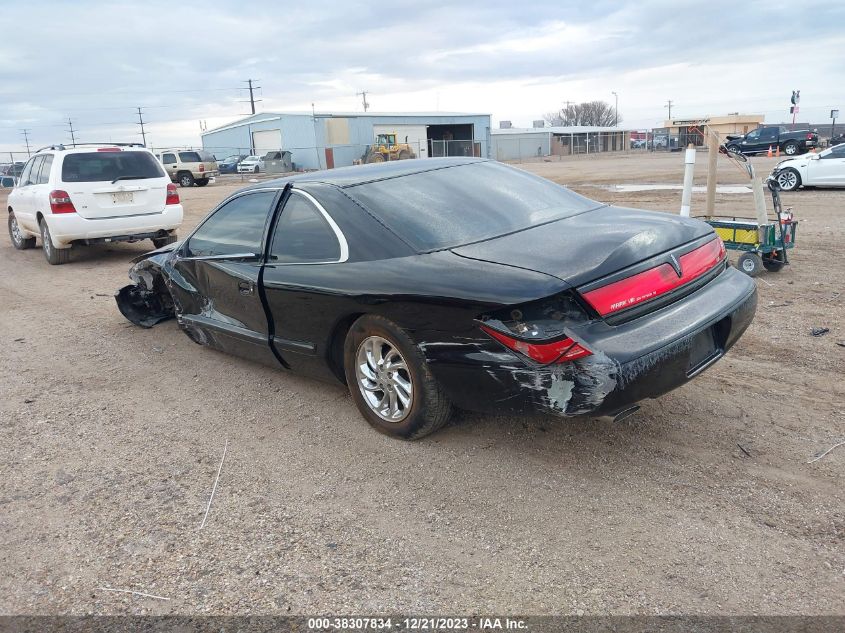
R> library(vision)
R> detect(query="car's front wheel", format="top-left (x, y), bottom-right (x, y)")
top-left (344, 315), bottom-right (452, 439)
top-left (40, 220), bottom-right (70, 265)
top-left (776, 167), bottom-right (801, 191)
top-left (8, 211), bottom-right (36, 249)
top-left (727, 145), bottom-right (743, 156)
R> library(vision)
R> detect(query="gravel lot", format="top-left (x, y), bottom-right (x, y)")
top-left (1, 152), bottom-right (842, 615)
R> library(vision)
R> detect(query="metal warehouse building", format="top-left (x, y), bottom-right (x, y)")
top-left (492, 126), bottom-right (632, 161)
top-left (201, 111), bottom-right (492, 170)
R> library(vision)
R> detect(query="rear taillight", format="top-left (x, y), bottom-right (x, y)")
top-left (807, 133), bottom-right (814, 140)
top-left (198, 163), bottom-right (205, 173)
top-left (49, 190), bottom-right (76, 214)
top-left (480, 325), bottom-right (592, 364)
top-left (582, 238), bottom-right (726, 316)
top-left (166, 183), bottom-right (180, 205)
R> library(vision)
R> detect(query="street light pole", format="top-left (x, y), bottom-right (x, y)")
top-left (612, 91), bottom-right (618, 127)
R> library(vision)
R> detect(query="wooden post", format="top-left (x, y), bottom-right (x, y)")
top-left (705, 127), bottom-right (719, 215)
top-left (751, 175), bottom-right (769, 228)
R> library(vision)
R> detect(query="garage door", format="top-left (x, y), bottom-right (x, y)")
top-left (252, 129), bottom-right (282, 154)
top-left (373, 124), bottom-right (428, 159)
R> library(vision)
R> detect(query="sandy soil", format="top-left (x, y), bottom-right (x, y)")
top-left (0, 153), bottom-right (842, 615)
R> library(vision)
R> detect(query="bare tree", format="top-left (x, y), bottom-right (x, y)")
top-left (544, 101), bottom-right (621, 127)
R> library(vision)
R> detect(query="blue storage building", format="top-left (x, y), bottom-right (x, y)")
top-left (200, 111), bottom-right (492, 171)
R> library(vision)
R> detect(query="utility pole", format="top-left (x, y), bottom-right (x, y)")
top-left (612, 91), bottom-right (618, 127)
top-left (243, 79), bottom-right (262, 115)
top-left (136, 107), bottom-right (147, 146)
top-left (356, 90), bottom-right (370, 112)
top-left (665, 99), bottom-right (674, 120)
top-left (67, 118), bottom-right (77, 145)
top-left (21, 129), bottom-right (31, 156)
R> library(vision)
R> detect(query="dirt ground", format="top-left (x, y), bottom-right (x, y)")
top-left (0, 152), bottom-right (842, 616)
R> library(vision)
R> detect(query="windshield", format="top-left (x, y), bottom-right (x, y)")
top-left (61, 151), bottom-right (165, 183)
top-left (345, 161), bottom-right (601, 251)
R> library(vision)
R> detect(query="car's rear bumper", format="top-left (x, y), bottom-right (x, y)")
top-left (421, 266), bottom-right (757, 418)
top-left (44, 205), bottom-right (183, 247)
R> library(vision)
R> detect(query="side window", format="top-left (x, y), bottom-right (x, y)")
top-left (270, 192), bottom-right (342, 264)
top-left (759, 128), bottom-right (777, 141)
top-left (35, 155), bottom-right (54, 184)
top-left (162, 153), bottom-right (177, 165)
top-left (187, 191), bottom-right (276, 257)
top-left (746, 130), bottom-right (760, 140)
top-left (827, 145), bottom-right (845, 159)
top-left (18, 157), bottom-right (36, 186)
top-left (24, 156), bottom-right (44, 186)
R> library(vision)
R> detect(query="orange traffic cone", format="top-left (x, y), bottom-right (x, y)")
top-left (767, 145), bottom-right (773, 157)
top-left (776, 146), bottom-right (780, 157)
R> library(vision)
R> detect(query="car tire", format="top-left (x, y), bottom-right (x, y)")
top-left (151, 234), bottom-right (177, 249)
top-left (40, 220), bottom-right (70, 265)
top-left (737, 252), bottom-right (763, 277)
top-left (178, 172), bottom-right (194, 187)
top-left (727, 145), bottom-right (742, 155)
top-left (782, 142), bottom-right (798, 156)
top-left (8, 211), bottom-right (36, 249)
top-left (344, 314), bottom-right (452, 440)
top-left (776, 167), bottom-right (801, 191)
top-left (195, 178), bottom-right (209, 187)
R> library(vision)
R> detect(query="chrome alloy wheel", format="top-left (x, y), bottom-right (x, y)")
top-left (9, 213), bottom-right (23, 246)
top-left (777, 170), bottom-right (797, 190)
top-left (355, 336), bottom-right (413, 422)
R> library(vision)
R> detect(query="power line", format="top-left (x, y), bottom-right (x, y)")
top-left (356, 90), bottom-right (370, 112)
top-left (136, 107), bottom-right (147, 146)
top-left (242, 79), bottom-right (262, 115)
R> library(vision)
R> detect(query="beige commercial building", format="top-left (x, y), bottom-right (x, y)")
top-left (660, 114), bottom-right (765, 146)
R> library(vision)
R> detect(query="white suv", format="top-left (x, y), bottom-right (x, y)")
top-left (7, 143), bottom-right (183, 264)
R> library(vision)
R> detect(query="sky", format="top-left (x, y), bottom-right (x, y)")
top-left (1, 0), bottom-right (843, 155)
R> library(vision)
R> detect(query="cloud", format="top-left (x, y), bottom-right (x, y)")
top-left (1, 0), bottom-right (843, 152)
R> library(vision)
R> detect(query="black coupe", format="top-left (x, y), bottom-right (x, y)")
top-left (116, 158), bottom-right (757, 439)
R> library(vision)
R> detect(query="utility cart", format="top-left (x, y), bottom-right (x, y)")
top-left (698, 166), bottom-right (798, 277)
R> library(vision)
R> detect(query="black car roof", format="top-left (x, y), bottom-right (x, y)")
top-left (241, 157), bottom-right (487, 190)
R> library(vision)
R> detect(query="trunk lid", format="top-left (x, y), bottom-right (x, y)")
top-left (61, 149), bottom-right (168, 219)
top-left (450, 205), bottom-right (714, 287)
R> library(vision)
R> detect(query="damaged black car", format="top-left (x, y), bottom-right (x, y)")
top-left (116, 157), bottom-right (757, 439)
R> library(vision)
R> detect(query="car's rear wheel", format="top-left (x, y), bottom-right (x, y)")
top-left (39, 220), bottom-right (70, 265)
top-left (776, 167), bottom-right (801, 191)
top-left (783, 141), bottom-right (798, 156)
top-left (737, 252), bottom-right (763, 277)
top-left (195, 178), bottom-right (209, 187)
top-left (8, 212), bottom-right (36, 249)
top-left (344, 315), bottom-right (452, 439)
top-left (152, 234), bottom-right (177, 249)
top-left (178, 172), bottom-right (194, 187)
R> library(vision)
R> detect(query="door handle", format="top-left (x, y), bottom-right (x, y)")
top-left (238, 280), bottom-right (254, 296)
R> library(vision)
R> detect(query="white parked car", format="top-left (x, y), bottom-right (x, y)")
top-left (237, 155), bottom-right (265, 174)
top-left (7, 143), bottom-right (183, 264)
top-left (774, 143), bottom-right (845, 191)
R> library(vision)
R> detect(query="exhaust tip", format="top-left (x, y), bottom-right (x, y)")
top-left (612, 405), bottom-right (641, 423)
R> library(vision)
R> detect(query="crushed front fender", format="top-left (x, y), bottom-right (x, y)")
top-left (115, 253), bottom-right (175, 328)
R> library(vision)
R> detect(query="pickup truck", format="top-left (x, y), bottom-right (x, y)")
top-left (725, 126), bottom-right (818, 156)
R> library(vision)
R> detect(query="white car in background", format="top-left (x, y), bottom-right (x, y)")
top-left (237, 155), bottom-right (265, 174)
top-left (774, 143), bottom-right (845, 191)
top-left (6, 143), bottom-right (183, 264)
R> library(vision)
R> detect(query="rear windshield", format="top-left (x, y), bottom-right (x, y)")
top-left (345, 161), bottom-right (601, 251)
top-left (178, 151), bottom-right (215, 163)
top-left (62, 151), bottom-right (165, 183)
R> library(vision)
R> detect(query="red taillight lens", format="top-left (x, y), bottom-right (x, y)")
top-left (582, 238), bottom-right (725, 316)
top-left (97, 147), bottom-right (122, 152)
top-left (480, 325), bottom-right (592, 364)
top-left (198, 163), bottom-right (205, 173)
top-left (166, 183), bottom-right (180, 205)
top-left (807, 133), bottom-right (813, 140)
top-left (49, 190), bottom-right (76, 214)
